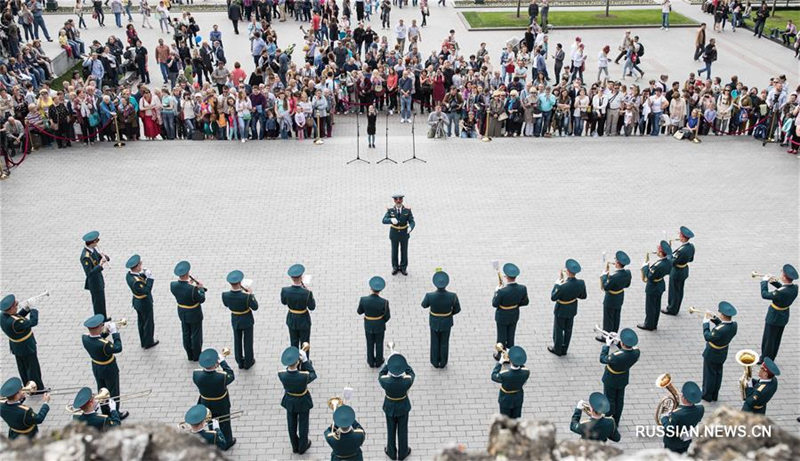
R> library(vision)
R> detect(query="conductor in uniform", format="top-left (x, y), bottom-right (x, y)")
top-left (379, 352), bottom-right (415, 460)
top-left (0, 377), bottom-right (50, 440)
top-left (570, 392), bottom-right (620, 442)
top-left (82, 314), bottom-right (129, 419)
top-left (184, 404), bottom-right (227, 450)
top-left (638, 241), bottom-right (672, 331)
top-left (664, 226), bottom-right (695, 315)
top-left (490, 345), bottom-right (530, 418)
top-left (193, 348), bottom-right (236, 450)
top-left (80, 231), bottom-right (110, 321)
top-left (599, 328), bottom-right (639, 425)
top-left (278, 346), bottom-right (317, 454)
top-left (281, 264), bottom-right (316, 352)
top-left (701, 301), bottom-right (737, 402)
top-left (1, 294), bottom-right (45, 390)
top-left (492, 263), bottom-right (529, 348)
top-left (596, 251), bottom-right (631, 342)
top-left (421, 271), bottom-right (461, 368)
top-left (325, 405), bottom-right (366, 461)
top-left (124, 254), bottom-right (159, 349)
top-left (742, 357), bottom-right (779, 414)
top-left (549, 259), bottom-right (587, 356)
top-left (382, 193), bottom-right (415, 275)
top-left (71, 387), bottom-right (121, 431)
top-left (222, 270), bottom-right (258, 369)
top-left (357, 276), bottom-right (391, 368)
top-left (759, 264), bottom-right (798, 362)
top-left (171, 261), bottom-right (206, 362)
top-left (661, 381), bottom-right (704, 454)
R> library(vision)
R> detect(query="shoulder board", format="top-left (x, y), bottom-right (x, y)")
top-left (405, 206), bottom-right (411, 210)
top-left (757, 384), bottom-right (766, 391)
top-left (379, 375), bottom-right (391, 380)
top-left (215, 370), bottom-right (228, 375)
top-left (519, 366), bottom-right (529, 371)
top-left (613, 351), bottom-right (623, 356)
top-left (83, 250), bottom-right (91, 257)
top-left (99, 339), bottom-right (110, 344)
top-left (498, 369), bottom-right (510, 374)
top-left (193, 369), bottom-right (204, 372)
top-left (97, 414), bottom-right (108, 419)
top-left (353, 429), bottom-right (365, 433)
top-left (19, 405), bottom-right (30, 410)
top-left (403, 375), bottom-right (412, 379)
top-left (326, 432), bottom-right (337, 438)
top-left (299, 370), bottom-right (310, 374)
top-left (11, 315), bottom-right (23, 321)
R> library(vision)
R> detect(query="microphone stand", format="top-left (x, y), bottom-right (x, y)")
top-left (403, 112), bottom-right (425, 163)
top-left (377, 110), bottom-right (396, 164)
top-left (347, 111), bottom-right (369, 164)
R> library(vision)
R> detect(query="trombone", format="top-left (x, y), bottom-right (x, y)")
top-left (0, 381), bottom-right (38, 403)
top-left (593, 325), bottom-right (619, 345)
top-left (654, 373), bottom-right (680, 424)
top-left (177, 408), bottom-right (245, 431)
top-left (751, 271), bottom-right (778, 283)
top-left (18, 291), bottom-right (50, 310)
top-left (65, 388), bottom-right (152, 414)
top-left (735, 349), bottom-right (759, 401)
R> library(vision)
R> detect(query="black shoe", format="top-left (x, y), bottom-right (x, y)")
top-left (385, 447), bottom-right (397, 460)
top-left (661, 309), bottom-right (676, 315)
top-left (400, 269), bottom-right (408, 276)
top-left (547, 346), bottom-right (562, 356)
top-left (595, 335), bottom-right (606, 343)
top-left (636, 324), bottom-right (655, 331)
top-left (375, 358), bottom-right (385, 367)
top-left (399, 448), bottom-right (411, 460)
top-left (298, 440), bottom-right (311, 454)
top-left (227, 438), bottom-right (237, 449)
top-left (243, 359), bottom-right (256, 370)
top-left (237, 363), bottom-right (244, 369)
top-left (144, 340), bottom-right (159, 349)
top-left (119, 410), bottom-right (130, 420)
top-left (104, 317), bottom-right (113, 322)
top-left (392, 269), bottom-right (399, 275)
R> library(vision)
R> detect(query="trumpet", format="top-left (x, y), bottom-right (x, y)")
top-left (735, 349), bottom-right (759, 401)
top-left (0, 381), bottom-right (38, 403)
top-left (751, 271), bottom-right (778, 283)
top-left (241, 278), bottom-right (253, 291)
top-left (593, 325), bottom-right (619, 345)
top-left (654, 373), bottom-right (680, 424)
top-left (18, 291), bottom-right (50, 310)
top-left (65, 388), bottom-right (152, 414)
top-left (687, 306), bottom-right (717, 320)
top-left (387, 341), bottom-right (397, 356)
top-left (491, 260), bottom-right (503, 287)
top-left (300, 342), bottom-right (310, 353)
top-left (102, 318), bottom-right (130, 335)
top-left (641, 253), bottom-right (651, 282)
top-left (493, 343), bottom-right (509, 363)
top-left (581, 401), bottom-right (592, 416)
top-left (177, 408), bottom-right (245, 430)
top-left (221, 347), bottom-right (231, 358)
top-left (558, 268), bottom-right (567, 284)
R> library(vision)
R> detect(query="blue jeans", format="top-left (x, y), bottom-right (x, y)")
top-left (125, 5), bottom-right (133, 21)
top-left (400, 95), bottom-right (412, 120)
top-left (114, 12), bottom-right (122, 27)
top-left (537, 111), bottom-right (552, 136)
top-left (460, 131), bottom-right (477, 138)
top-left (651, 111), bottom-right (662, 136)
top-left (184, 119), bottom-right (195, 139)
top-left (33, 15), bottom-right (51, 40)
top-left (162, 112), bottom-right (176, 139)
top-left (662, 13), bottom-right (669, 28)
top-left (572, 116), bottom-right (583, 136)
top-left (159, 63), bottom-right (169, 83)
top-left (447, 112), bottom-right (461, 137)
top-left (698, 62), bottom-right (712, 79)
top-left (238, 116), bottom-right (249, 139)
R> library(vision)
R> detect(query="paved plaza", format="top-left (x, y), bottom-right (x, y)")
top-left (1, 129), bottom-right (798, 459)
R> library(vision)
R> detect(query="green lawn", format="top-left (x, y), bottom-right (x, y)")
top-left (462, 9), bottom-right (697, 28)
top-left (743, 9), bottom-right (800, 37)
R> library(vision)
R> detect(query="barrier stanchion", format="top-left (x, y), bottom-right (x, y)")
top-left (113, 114), bottom-right (125, 148)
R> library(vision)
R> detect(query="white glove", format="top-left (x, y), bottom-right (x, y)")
top-left (299, 349), bottom-right (308, 363)
top-left (762, 275), bottom-right (770, 282)
top-left (554, 279), bottom-right (561, 285)
top-left (217, 355), bottom-right (224, 364)
top-left (144, 269), bottom-right (152, 279)
top-left (746, 379), bottom-right (753, 388)
top-left (108, 322), bottom-right (118, 334)
top-left (108, 397), bottom-right (117, 411)
top-left (576, 399), bottom-right (586, 410)
top-left (605, 336), bottom-right (614, 347)
top-left (391, 217), bottom-right (398, 225)
top-left (212, 419), bottom-right (220, 430)
top-left (600, 271), bottom-right (607, 276)
top-left (641, 263), bottom-right (648, 269)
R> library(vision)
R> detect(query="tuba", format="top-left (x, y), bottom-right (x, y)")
top-left (735, 349), bottom-right (759, 401)
top-left (654, 373), bottom-right (680, 424)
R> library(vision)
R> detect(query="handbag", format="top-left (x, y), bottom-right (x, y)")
top-left (88, 112), bottom-right (100, 127)
top-left (497, 112), bottom-right (508, 121)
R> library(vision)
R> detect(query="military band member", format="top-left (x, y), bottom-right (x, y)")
top-left (701, 301), bottom-right (738, 402)
top-left (661, 381), bottom-right (704, 454)
top-left (570, 392), bottom-right (620, 442)
top-left (664, 226), bottom-right (695, 315)
top-left (81, 231), bottom-right (110, 321)
top-left (1, 294), bottom-right (45, 390)
top-left (490, 345), bottom-right (530, 418)
top-left (382, 194), bottom-right (415, 275)
top-left (82, 314), bottom-right (129, 419)
top-left (357, 276), bottom-right (391, 368)
top-left (0, 377), bottom-right (50, 439)
top-left (71, 387), bottom-right (121, 431)
top-left (596, 252), bottom-right (632, 342)
top-left (223, 270), bottom-right (258, 369)
top-left (599, 328), bottom-right (639, 425)
top-left (421, 271), bottom-right (461, 368)
top-left (325, 405), bottom-right (366, 461)
top-left (492, 263), bottom-right (529, 348)
top-left (637, 241), bottom-right (672, 331)
top-left (184, 404), bottom-right (227, 450)
top-left (379, 353), bottom-right (415, 460)
top-left (124, 254), bottom-right (159, 349)
top-left (194, 348), bottom-right (236, 450)
top-left (759, 264), bottom-right (798, 362)
top-left (742, 357), bottom-right (779, 414)
top-left (171, 261), bottom-right (206, 362)
top-left (549, 259), bottom-right (587, 356)
top-left (278, 346), bottom-right (317, 454)
top-left (281, 264), bottom-right (315, 353)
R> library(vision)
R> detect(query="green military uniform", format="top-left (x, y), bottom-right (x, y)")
top-left (125, 255), bottom-right (157, 349)
top-left (379, 354), bottom-right (415, 460)
top-left (665, 227), bottom-right (695, 315)
top-left (599, 251), bottom-right (632, 336)
top-left (171, 261), bottom-right (206, 361)
top-left (0, 378), bottom-right (49, 440)
top-left (550, 259), bottom-right (587, 356)
top-left (185, 404), bottom-right (227, 451)
top-left (759, 264), bottom-right (798, 361)
top-left (325, 405), bottom-right (366, 461)
top-left (599, 328), bottom-right (640, 425)
top-left (382, 194), bottom-right (415, 275)
top-left (639, 241), bottom-right (672, 330)
top-left (194, 349), bottom-right (236, 450)
top-left (278, 347), bottom-right (317, 454)
top-left (661, 381), bottom-right (704, 454)
top-left (742, 357), bottom-right (780, 414)
top-left (82, 314), bottom-right (124, 416)
top-left (72, 387), bottom-right (121, 432)
top-left (222, 270), bottom-right (259, 369)
top-left (357, 276), bottom-right (391, 368)
top-left (490, 346), bottom-right (530, 418)
top-left (281, 264), bottom-right (315, 352)
top-left (80, 231), bottom-right (108, 320)
top-left (0, 295), bottom-right (45, 390)
top-left (570, 392), bottom-right (620, 442)
top-left (492, 263), bottom-right (529, 348)
top-left (421, 271), bottom-right (460, 368)
top-left (701, 302), bottom-right (738, 402)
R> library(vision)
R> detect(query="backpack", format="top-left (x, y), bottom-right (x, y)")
top-left (637, 43), bottom-right (645, 57)
top-left (753, 124), bottom-right (767, 140)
